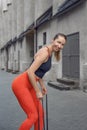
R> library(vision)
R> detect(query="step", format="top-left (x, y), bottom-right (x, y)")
top-left (57, 78), bottom-right (78, 85)
top-left (12, 70), bottom-right (19, 74)
top-left (48, 79), bottom-right (80, 90)
top-left (48, 81), bottom-right (71, 90)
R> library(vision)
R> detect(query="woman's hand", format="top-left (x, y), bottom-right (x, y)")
top-left (38, 78), bottom-right (47, 96)
top-left (36, 91), bottom-right (43, 99)
top-left (42, 86), bottom-right (47, 95)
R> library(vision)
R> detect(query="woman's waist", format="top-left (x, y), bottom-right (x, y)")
top-left (12, 71), bottom-right (31, 87)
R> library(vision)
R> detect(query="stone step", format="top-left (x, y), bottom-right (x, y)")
top-left (48, 79), bottom-right (80, 90)
top-left (48, 81), bottom-right (71, 90)
top-left (12, 70), bottom-right (19, 74)
top-left (57, 78), bottom-right (76, 85)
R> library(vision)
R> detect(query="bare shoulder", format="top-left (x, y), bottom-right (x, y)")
top-left (27, 46), bottom-right (49, 72)
top-left (34, 46), bottom-right (49, 60)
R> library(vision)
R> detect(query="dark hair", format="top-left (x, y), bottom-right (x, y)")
top-left (53, 33), bottom-right (67, 41)
top-left (53, 33), bottom-right (67, 61)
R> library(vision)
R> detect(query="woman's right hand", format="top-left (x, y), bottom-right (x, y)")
top-left (36, 91), bottom-right (43, 99)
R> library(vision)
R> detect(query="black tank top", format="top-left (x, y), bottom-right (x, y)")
top-left (35, 47), bottom-right (52, 78)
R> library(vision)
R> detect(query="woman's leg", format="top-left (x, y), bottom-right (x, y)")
top-left (12, 81), bottom-right (38, 130)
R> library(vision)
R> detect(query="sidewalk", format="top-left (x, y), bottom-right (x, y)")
top-left (0, 70), bottom-right (87, 130)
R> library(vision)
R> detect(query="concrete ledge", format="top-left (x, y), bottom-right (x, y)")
top-left (12, 70), bottom-right (19, 74)
top-left (57, 78), bottom-right (75, 85)
top-left (48, 78), bottom-right (80, 90)
top-left (48, 81), bottom-right (71, 90)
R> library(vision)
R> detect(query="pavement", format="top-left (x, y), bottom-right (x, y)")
top-left (0, 69), bottom-right (87, 130)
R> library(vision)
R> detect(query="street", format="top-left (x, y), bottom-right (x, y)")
top-left (0, 70), bottom-right (87, 130)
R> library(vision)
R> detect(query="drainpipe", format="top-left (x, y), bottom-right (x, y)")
top-left (6, 48), bottom-right (8, 71)
top-left (35, 27), bottom-right (38, 52)
top-left (34, 21), bottom-right (38, 53)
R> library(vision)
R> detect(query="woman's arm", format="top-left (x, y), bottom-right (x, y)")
top-left (27, 48), bottom-right (48, 98)
top-left (38, 78), bottom-right (47, 95)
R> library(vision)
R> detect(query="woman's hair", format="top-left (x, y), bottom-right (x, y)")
top-left (53, 33), bottom-right (67, 41)
top-left (53, 33), bottom-right (67, 61)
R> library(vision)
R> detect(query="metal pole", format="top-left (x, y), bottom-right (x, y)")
top-left (46, 95), bottom-right (48, 130)
top-left (42, 98), bottom-right (45, 130)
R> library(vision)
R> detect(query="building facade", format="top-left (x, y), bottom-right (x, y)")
top-left (0, 0), bottom-right (87, 88)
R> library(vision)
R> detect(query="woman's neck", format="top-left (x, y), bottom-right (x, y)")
top-left (47, 44), bottom-right (53, 55)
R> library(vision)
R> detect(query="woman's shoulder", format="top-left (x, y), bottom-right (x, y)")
top-left (35, 46), bottom-right (49, 58)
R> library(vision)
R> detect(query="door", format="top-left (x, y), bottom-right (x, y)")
top-left (62, 32), bottom-right (80, 79)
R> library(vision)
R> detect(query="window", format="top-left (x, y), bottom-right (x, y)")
top-left (39, 45), bottom-right (42, 49)
top-left (7, 0), bottom-right (12, 5)
top-left (43, 32), bottom-right (47, 45)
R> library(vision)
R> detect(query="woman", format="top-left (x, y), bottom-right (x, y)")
top-left (12, 33), bottom-right (67, 130)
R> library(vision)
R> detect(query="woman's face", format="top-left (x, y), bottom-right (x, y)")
top-left (52, 35), bottom-right (66, 52)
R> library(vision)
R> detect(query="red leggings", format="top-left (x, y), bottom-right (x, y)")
top-left (12, 71), bottom-right (44, 130)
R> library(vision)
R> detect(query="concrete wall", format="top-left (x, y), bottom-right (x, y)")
top-left (7, 3), bottom-right (12, 41)
top-left (24, 0), bottom-right (35, 29)
top-left (11, 0), bottom-right (17, 38)
top-left (17, 0), bottom-right (24, 36)
top-left (35, 0), bottom-right (53, 20)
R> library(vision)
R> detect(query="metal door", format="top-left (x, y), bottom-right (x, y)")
top-left (62, 32), bottom-right (80, 79)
